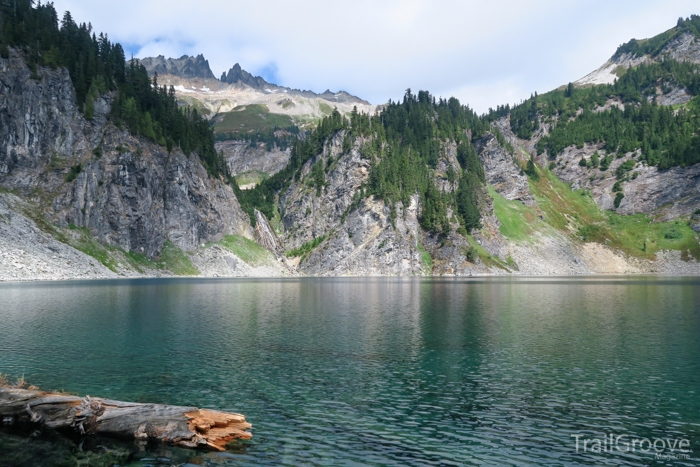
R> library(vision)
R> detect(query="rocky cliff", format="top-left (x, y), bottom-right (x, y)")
top-left (474, 133), bottom-right (533, 204)
top-left (273, 131), bottom-right (430, 275)
top-left (0, 51), bottom-right (252, 257)
top-left (0, 50), bottom-right (299, 280)
top-left (548, 144), bottom-right (700, 220)
top-left (270, 129), bottom-right (597, 277)
top-left (215, 139), bottom-right (291, 183)
top-left (490, 114), bottom-right (700, 222)
top-left (3, 13), bottom-right (700, 282)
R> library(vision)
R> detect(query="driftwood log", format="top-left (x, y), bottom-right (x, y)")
top-left (0, 387), bottom-right (252, 451)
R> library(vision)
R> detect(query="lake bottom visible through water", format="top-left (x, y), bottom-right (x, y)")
top-left (0, 277), bottom-right (698, 466)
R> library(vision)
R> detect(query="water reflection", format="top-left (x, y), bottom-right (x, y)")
top-left (0, 277), bottom-right (698, 466)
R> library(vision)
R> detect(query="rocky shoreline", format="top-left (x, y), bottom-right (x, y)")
top-left (2, 189), bottom-right (697, 283)
top-left (0, 192), bottom-right (292, 282)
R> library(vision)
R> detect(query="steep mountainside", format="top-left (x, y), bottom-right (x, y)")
top-left (0, 50), bottom-right (289, 279)
top-left (220, 63), bottom-right (269, 89)
top-left (218, 62), bottom-right (372, 105)
top-left (138, 54), bottom-right (376, 190)
top-left (488, 16), bottom-right (700, 224)
top-left (236, 90), bottom-right (699, 276)
top-left (576, 16), bottom-right (700, 86)
top-left (215, 139), bottom-right (291, 188)
top-left (0, 2), bottom-right (698, 280)
top-left (230, 15), bottom-right (700, 276)
top-left (0, 51), bottom-right (252, 255)
top-left (138, 54), bottom-right (376, 193)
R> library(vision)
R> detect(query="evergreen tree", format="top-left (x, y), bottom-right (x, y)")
top-left (0, 1), bottom-right (229, 180)
top-left (238, 90), bottom-right (487, 233)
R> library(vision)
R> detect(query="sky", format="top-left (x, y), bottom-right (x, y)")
top-left (48, 0), bottom-right (699, 113)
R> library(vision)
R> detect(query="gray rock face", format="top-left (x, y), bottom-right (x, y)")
top-left (275, 131), bottom-right (508, 276)
top-left (0, 53), bottom-right (98, 179)
top-left (280, 131), bottom-right (369, 250)
top-left (0, 52), bottom-right (252, 259)
top-left (606, 32), bottom-right (700, 73)
top-left (216, 140), bottom-right (291, 178)
top-left (616, 164), bottom-right (700, 220)
top-left (654, 86), bottom-right (692, 106)
top-left (661, 32), bottom-right (700, 64)
top-left (313, 90), bottom-right (371, 105)
top-left (494, 116), bottom-right (548, 162)
top-left (300, 195), bottom-right (426, 276)
top-left (490, 102), bottom-right (699, 220)
top-left (0, 193), bottom-right (118, 281)
top-left (475, 133), bottom-right (533, 203)
top-left (219, 63), bottom-right (370, 105)
top-left (139, 54), bottom-right (216, 80)
top-left (254, 209), bottom-right (283, 254)
top-left (275, 131), bottom-right (427, 275)
top-left (552, 144), bottom-right (700, 219)
top-left (433, 141), bottom-right (460, 193)
top-left (691, 212), bottom-right (700, 232)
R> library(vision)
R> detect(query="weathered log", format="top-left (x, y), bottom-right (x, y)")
top-left (0, 387), bottom-right (252, 451)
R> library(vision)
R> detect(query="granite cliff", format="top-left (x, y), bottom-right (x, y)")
top-left (0, 50), bottom-right (290, 280)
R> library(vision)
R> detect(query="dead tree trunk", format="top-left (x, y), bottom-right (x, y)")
top-left (0, 387), bottom-right (252, 451)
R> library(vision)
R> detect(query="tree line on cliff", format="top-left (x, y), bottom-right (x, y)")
top-left (0, 0), bottom-right (229, 179)
top-left (486, 16), bottom-right (700, 170)
top-left (238, 90), bottom-right (488, 235)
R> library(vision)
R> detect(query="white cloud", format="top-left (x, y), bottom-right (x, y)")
top-left (443, 79), bottom-right (532, 115)
top-left (48, 0), bottom-right (700, 112)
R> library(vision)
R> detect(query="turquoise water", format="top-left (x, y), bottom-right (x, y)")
top-left (0, 277), bottom-right (699, 466)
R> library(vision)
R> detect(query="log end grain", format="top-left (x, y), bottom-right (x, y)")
top-left (182, 409), bottom-right (253, 451)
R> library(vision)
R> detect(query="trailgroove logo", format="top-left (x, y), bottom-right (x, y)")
top-left (571, 434), bottom-right (693, 461)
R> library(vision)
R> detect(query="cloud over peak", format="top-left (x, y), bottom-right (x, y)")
top-left (49, 0), bottom-right (699, 112)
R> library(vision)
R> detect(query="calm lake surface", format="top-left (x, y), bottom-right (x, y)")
top-left (0, 277), bottom-right (699, 466)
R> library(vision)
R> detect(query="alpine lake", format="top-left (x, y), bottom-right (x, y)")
top-left (0, 277), bottom-right (698, 466)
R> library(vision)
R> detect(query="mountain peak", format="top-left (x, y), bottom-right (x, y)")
top-left (220, 63), bottom-right (269, 89)
top-left (613, 14), bottom-right (700, 60)
top-left (576, 14), bottom-right (700, 87)
top-left (139, 54), bottom-right (216, 80)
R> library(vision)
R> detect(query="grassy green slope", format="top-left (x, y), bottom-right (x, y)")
top-left (490, 164), bottom-right (700, 261)
top-left (235, 170), bottom-right (270, 187)
top-left (214, 104), bottom-right (295, 133)
top-left (489, 186), bottom-right (551, 241)
top-left (209, 234), bottom-right (276, 266)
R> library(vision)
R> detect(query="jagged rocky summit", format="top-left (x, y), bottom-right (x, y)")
top-left (138, 54), bottom-right (216, 80)
top-left (220, 63), bottom-right (268, 89)
top-left (139, 53), bottom-right (370, 105)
